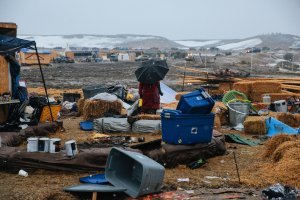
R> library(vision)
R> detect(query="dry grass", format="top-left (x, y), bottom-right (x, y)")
top-left (263, 134), bottom-right (296, 158)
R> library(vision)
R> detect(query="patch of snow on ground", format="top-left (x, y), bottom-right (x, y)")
top-left (217, 38), bottom-right (262, 50)
top-left (175, 40), bottom-right (220, 47)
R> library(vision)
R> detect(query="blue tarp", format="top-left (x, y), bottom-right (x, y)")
top-left (80, 121), bottom-right (93, 131)
top-left (266, 117), bottom-right (299, 137)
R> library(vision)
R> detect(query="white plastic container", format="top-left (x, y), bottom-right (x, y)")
top-left (49, 138), bottom-right (61, 153)
top-left (38, 137), bottom-right (50, 152)
top-left (27, 137), bottom-right (38, 152)
top-left (65, 140), bottom-right (78, 157)
top-left (262, 94), bottom-right (271, 104)
top-left (274, 100), bottom-right (288, 112)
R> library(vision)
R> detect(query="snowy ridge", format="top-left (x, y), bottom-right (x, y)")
top-left (217, 38), bottom-right (262, 50)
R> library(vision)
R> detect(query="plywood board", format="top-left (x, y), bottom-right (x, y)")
top-left (0, 56), bottom-right (9, 94)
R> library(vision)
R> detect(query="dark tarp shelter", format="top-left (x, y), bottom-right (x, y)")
top-left (0, 35), bottom-right (53, 121)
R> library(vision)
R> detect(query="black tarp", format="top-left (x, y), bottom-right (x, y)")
top-left (0, 35), bottom-right (54, 122)
top-left (0, 35), bottom-right (35, 55)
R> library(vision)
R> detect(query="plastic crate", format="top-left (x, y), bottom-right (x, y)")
top-left (176, 88), bottom-right (215, 114)
top-left (82, 85), bottom-right (107, 99)
top-left (105, 147), bottom-right (165, 198)
top-left (161, 109), bottom-right (215, 144)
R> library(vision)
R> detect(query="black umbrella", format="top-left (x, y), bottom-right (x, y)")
top-left (135, 59), bottom-right (169, 84)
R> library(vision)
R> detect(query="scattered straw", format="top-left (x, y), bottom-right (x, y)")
top-left (263, 134), bottom-right (296, 158)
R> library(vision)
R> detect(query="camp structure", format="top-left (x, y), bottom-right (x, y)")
top-left (0, 34), bottom-right (54, 122)
top-left (19, 48), bottom-right (52, 66)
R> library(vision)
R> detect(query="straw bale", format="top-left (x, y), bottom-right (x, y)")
top-left (214, 115), bottom-right (221, 129)
top-left (232, 82), bottom-right (252, 98)
top-left (212, 103), bottom-right (228, 126)
top-left (137, 114), bottom-right (161, 120)
top-left (263, 134), bottom-right (296, 158)
top-left (161, 101), bottom-right (178, 110)
top-left (82, 99), bottom-right (122, 121)
top-left (207, 89), bottom-right (224, 96)
top-left (275, 112), bottom-right (300, 127)
top-left (77, 98), bottom-right (85, 116)
top-left (272, 140), bottom-right (300, 162)
top-left (27, 87), bottom-right (83, 99)
top-left (251, 81), bottom-right (281, 93)
top-left (243, 116), bottom-right (267, 135)
top-left (249, 92), bottom-right (264, 102)
top-left (219, 82), bottom-right (232, 92)
top-left (175, 92), bottom-right (188, 100)
top-left (251, 103), bottom-right (269, 111)
top-left (268, 93), bottom-right (293, 102)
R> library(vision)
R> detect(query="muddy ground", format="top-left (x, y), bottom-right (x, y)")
top-left (1, 59), bottom-right (299, 199)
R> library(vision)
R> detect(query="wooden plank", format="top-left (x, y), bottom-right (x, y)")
top-left (281, 84), bottom-right (300, 91)
top-left (0, 22), bottom-right (17, 29)
top-left (0, 56), bottom-right (10, 94)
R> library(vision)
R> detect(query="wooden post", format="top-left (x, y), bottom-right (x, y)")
top-left (92, 192), bottom-right (97, 200)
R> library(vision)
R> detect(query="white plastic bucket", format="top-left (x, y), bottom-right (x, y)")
top-left (27, 137), bottom-right (38, 152)
top-left (65, 140), bottom-right (78, 157)
top-left (49, 138), bottom-right (61, 153)
top-left (38, 137), bottom-right (50, 152)
top-left (274, 100), bottom-right (287, 112)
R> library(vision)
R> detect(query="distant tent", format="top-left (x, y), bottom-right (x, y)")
top-left (0, 35), bottom-right (54, 121)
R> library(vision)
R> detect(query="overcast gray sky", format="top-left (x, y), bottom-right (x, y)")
top-left (1, 0), bottom-right (299, 40)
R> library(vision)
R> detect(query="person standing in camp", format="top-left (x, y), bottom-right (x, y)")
top-left (138, 81), bottom-right (163, 114)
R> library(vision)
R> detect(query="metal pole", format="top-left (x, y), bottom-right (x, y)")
top-left (182, 61), bottom-right (187, 91)
top-left (34, 44), bottom-right (54, 122)
top-left (233, 151), bottom-right (241, 184)
top-left (250, 48), bottom-right (253, 74)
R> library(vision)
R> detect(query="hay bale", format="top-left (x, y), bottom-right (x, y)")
top-left (219, 82), bottom-right (232, 92)
top-left (263, 134), bottom-right (296, 158)
top-left (243, 116), bottom-right (267, 135)
top-left (250, 92), bottom-right (264, 102)
top-left (82, 99), bottom-right (122, 121)
top-left (77, 98), bottom-right (85, 116)
top-left (275, 112), bottom-right (300, 127)
top-left (272, 140), bottom-right (300, 162)
top-left (137, 114), bottom-right (161, 120)
top-left (214, 115), bottom-right (221, 129)
top-left (175, 92), bottom-right (189, 101)
top-left (232, 82), bottom-right (252, 98)
top-left (251, 102), bottom-right (269, 111)
top-left (251, 81), bottom-right (281, 93)
top-left (161, 101), bottom-right (178, 109)
top-left (268, 93), bottom-right (293, 102)
top-left (207, 89), bottom-right (224, 96)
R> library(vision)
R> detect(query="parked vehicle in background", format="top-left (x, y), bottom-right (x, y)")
top-left (110, 54), bottom-right (118, 62)
top-left (53, 56), bottom-right (75, 63)
top-left (135, 55), bottom-right (150, 62)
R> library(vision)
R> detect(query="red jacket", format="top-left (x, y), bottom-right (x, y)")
top-left (139, 82), bottom-right (161, 110)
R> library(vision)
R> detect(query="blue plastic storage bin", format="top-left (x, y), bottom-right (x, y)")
top-left (161, 109), bottom-right (215, 144)
top-left (176, 88), bottom-right (215, 114)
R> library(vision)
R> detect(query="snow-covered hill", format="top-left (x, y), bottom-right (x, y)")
top-left (19, 33), bottom-right (300, 50)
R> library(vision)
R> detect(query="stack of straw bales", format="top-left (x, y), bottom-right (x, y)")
top-left (232, 81), bottom-right (282, 102)
top-left (82, 99), bottom-right (122, 120)
top-left (244, 116), bottom-right (268, 135)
